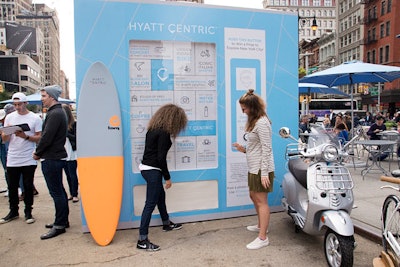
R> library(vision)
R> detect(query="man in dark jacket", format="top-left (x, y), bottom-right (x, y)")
top-left (33, 85), bottom-right (68, 240)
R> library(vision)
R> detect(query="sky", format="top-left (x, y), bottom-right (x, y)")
top-left (32, 0), bottom-right (264, 99)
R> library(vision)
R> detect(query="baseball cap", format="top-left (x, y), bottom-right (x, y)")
top-left (12, 92), bottom-right (28, 103)
top-left (0, 109), bottom-right (5, 120)
top-left (4, 103), bottom-right (15, 114)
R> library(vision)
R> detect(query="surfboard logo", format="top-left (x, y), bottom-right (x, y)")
top-left (108, 115), bottom-right (121, 130)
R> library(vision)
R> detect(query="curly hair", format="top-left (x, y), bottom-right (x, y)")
top-left (147, 104), bottom-right (188, 137)
top-left (238, 89), bottom-right (269, 131)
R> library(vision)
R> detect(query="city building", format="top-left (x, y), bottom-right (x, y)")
top-left (0, 0), bottom-right (64, 96)
top-left (17, 3), bottom-right (60, 87)
top-left (263, 0), bottom-right (337, 42)
top-left (0, 53), bottom-right (41, 93)
top-left (361, 0), bottom-right (400, 113)
top-left (337, 0), bottom-right (364, 64)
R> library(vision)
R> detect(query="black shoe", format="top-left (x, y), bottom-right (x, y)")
top-left (45, 222), bottom-right (70, 229)
top-left (33, 188), bottom-right (39, 195)
top-left (0, 212), bottom-right (19, 224)
top-left (136, 239), bottom-right (160, 251)
top-left (40, 228), bottom-right (66, 240)
top-left (162, 222), bottom-right (183, 232)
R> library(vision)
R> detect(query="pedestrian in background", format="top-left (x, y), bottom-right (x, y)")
top-left (137, 104), bottom-right (187, 252)
top-left (299, 114), bottom-right (310, 143)
top-left (367, 115), bottom-right (386, 140)
top-left (334, 123), bottom-right (349, 145)
top-left (33, 85), bottom-right (69, 240)
top-left (0, 93), bottom-right (42, 225)
top-left (0, 107), bottom-right (10, 193)
top-left (62, 104), bottom-right (79, 203)
top-left (233, 89), bottom-right (275, 250)
top-left (323, 114), bottom-right (331, 129)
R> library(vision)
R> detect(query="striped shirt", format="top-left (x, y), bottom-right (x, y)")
top-left (245, 116), bottom-right (275, 177)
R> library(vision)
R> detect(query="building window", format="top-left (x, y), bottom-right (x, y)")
top-left (372, 50), bottom-right (376, 64)
top-left (381, 1), bottom-right (385, 16)
top-left (325, 0), bottom-right (332, 6)
top-left (379, 47), bottom-right (383, 63)
top-left (313, 0), bottom-right (320, 6)
top-left (386, 21), bottom-right (390, 36)
top-left (385, 45), bottom-right (389, 62)
top-left (20, 64), bottom-right (28, 70)
top-left (21, 76), bottom-right (28, 81)
top-left (388, 0), bottom-right (392, 12)
top-left (380, 24), bottom-right (385, 38)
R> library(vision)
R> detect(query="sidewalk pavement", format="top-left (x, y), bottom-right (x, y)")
top-left (0, 156), bottom-right (390, 266)
top-left (349, 152), bottom-right (398, 242)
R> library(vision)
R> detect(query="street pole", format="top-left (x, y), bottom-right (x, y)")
top-left (377, 82), bottom-right (381, 113)
top-left (299, 52), bottom-right (313, 115)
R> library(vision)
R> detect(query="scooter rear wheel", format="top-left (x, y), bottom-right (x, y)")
top-left (324, 229), bottom-right (354, 267)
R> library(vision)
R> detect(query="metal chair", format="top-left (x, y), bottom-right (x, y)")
top-left (379, 131), bottom-right (400, 171)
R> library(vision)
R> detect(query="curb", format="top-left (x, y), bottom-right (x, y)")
top-left (353, 219), bottom-right (382, 244)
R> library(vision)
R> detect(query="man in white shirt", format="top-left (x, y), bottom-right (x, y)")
top-left (0, 93), bottom-right (42, 225)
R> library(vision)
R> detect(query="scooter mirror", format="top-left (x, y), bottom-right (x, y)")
top-left (279, 127), bottom-right (291, 138)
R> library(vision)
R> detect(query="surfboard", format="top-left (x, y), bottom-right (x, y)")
top-left (77, 61), bottom-right (123, 246)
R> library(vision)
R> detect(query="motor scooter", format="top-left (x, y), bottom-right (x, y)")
top-left (279, 125), bottom-right (356, 267)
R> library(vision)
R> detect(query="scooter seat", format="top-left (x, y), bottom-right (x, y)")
top-left (288, 158), bottom-right (309, 189)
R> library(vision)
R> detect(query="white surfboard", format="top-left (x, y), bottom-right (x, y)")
top-left (77, 61), bottom-right (124, 246)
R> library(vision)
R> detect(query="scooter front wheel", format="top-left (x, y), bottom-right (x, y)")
top-left (324, 229), bottom-right (354, 267)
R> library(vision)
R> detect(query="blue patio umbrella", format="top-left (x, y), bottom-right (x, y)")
top-left (300, 60), bottom-right (400, 87)
top-left (0, 92), bottom-right (75, 105)
top-left (298, 83), bottom-right (350, 97)
top-left (300, 60), bottom-right (400, 129)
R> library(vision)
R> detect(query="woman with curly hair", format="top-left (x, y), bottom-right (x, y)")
top-left (233, 89), bottom-right (275, 250)
top-left (137, 104), bottom-right (188, 252)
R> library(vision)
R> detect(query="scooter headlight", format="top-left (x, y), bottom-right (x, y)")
top-left (321, 144), bottom-right (339, 162)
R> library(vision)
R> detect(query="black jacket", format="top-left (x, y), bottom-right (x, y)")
top-left (141, 129), bottom-right (172, 180)
top-left (35, 103), bottom-right (68, 159)
top-left (67, 121), bottom-right (77, 151)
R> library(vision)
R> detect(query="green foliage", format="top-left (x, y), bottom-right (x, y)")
top-left (0, 91), bottom-right (12, 103)
top-left (385, 121), bottom-right (397, 129)
top-left (299, 67), bottom-right (306, 78)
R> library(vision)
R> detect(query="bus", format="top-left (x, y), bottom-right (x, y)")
top-left (302, 98), bottom-right (363, 121)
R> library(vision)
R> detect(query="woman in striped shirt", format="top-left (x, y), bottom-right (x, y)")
top-left (233, 89), bottom-right (275, 250)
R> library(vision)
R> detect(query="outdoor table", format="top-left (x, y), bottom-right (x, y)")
top-left (354, 139), bottom-right (396, 179)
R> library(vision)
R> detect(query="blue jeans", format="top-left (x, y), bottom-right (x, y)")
top-left (139, 169), bottom-right (169, 240)
top-left (63, 160), bottom-right (79, 197)
top-left (42, 159), bottom-right (69, 228)
top-left (0, 142), bottom-right (8, 185)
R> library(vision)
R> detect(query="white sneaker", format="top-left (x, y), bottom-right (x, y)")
top-left (4, 190), bottom-right (8, 197)
top-left (25, 216), bottom-right (35, 224)
top-left (246, 237), bottom-right (269, 250)
top-left (246, 224), bottom-right (269, 233)
top-left (247, 225), bottom-right (260, 232)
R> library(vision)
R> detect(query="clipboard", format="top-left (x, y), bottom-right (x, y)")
top-left (0, 123), bottom-right (31, 135)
